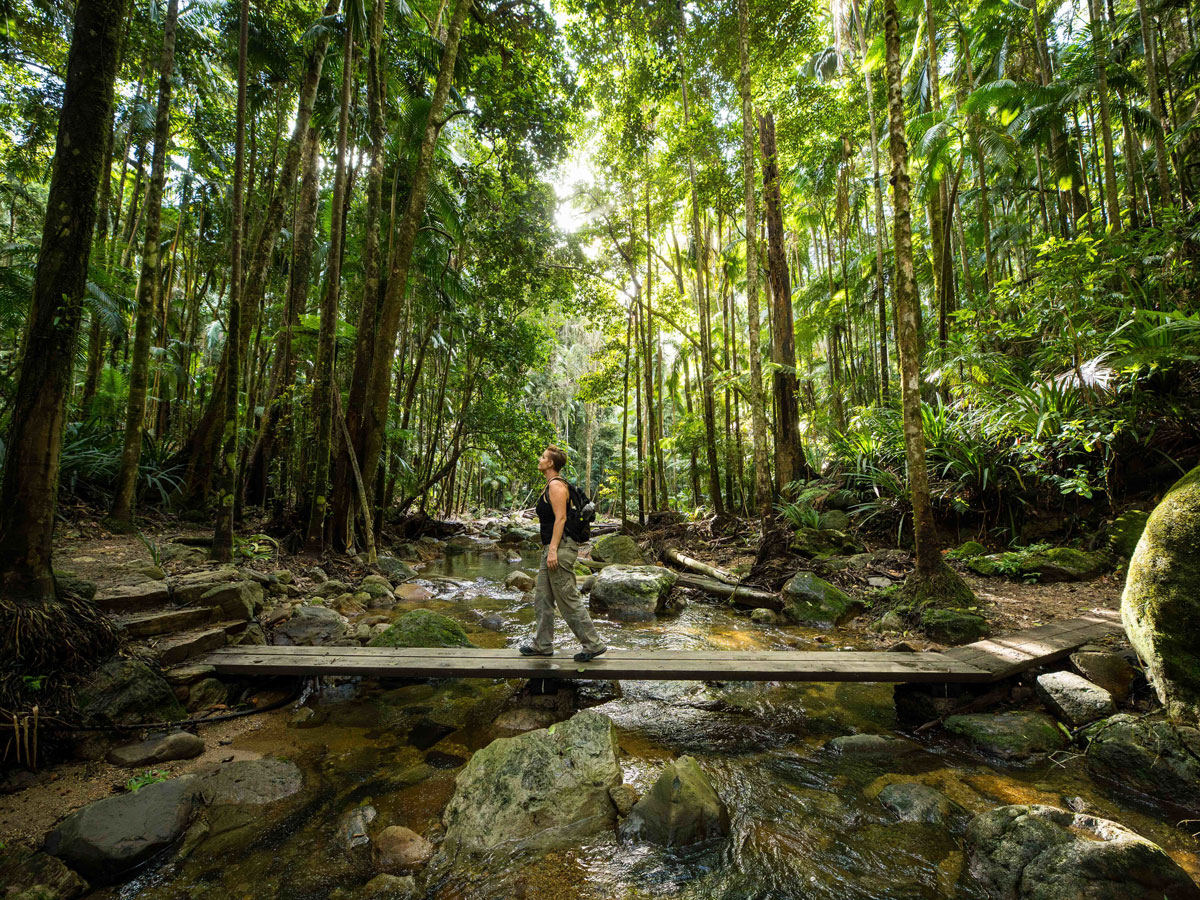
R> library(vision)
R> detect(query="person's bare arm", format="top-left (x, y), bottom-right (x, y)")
top-left (547, 479), bottom-right (568, 569)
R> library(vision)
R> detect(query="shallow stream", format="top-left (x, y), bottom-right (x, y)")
top-left (106, 545), bottom-right (1200, 900)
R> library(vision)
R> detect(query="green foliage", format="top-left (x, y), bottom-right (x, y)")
top-left (125, 769), bottom-right (171, 793)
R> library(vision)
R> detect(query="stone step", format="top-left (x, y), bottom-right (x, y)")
top-left (149, 621), bottom-right (245, 666)
top-left (115, 607), bottom-right (216, 639)
top-left (95, 580), bottom-right (171, 613)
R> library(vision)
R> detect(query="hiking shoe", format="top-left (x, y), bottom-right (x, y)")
top-left (519, 644), bottom-right (553, 657)
top-left (574, 646), bottom-right (607, 663)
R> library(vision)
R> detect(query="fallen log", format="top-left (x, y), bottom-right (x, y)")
top-left (673, 573), bottom-right (783, 611)
top-left (661, 547), bottom-right (738, 584)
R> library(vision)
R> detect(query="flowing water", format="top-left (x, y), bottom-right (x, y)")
top-left (106, 544), bottom-right (1200, 900)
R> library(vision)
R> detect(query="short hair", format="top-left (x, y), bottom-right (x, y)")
top-left (545, 445), bottom-right (567, 471)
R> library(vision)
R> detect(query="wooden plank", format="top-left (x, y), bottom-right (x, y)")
top-left (943, 608), bottom-right (1122, 678)
top-left (205, 646), bottom-right (992, 683)
top-left (200, 610), bottom-right (1123, 686)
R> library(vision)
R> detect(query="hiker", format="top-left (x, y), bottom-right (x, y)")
top-left (519, 445), bottom-right (607, 662)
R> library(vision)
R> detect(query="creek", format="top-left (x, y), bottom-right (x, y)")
top-left (103, 544), bottom-right (1200, 900)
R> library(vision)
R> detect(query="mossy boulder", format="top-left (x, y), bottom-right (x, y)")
top-left (435, 710), bottom-right (622, 864)
top-left (1022, 547), bottom-right (1112, 582)
top-left (76, 658), bottom-right (185, 727)
top-left (1083, 714), bottom-right (1200, 812)
top-left (781, 573), bottom-right (864, 626)
top-left (962, 804), bottom-right (1200, 900)
top-left (621, 756), bottom-right (730, 847)
top-left (0, 842), bottom-right (89, 900)
top-left (947, 541), bottom-right (987, 560)
top-left (589, 565), bottom-right (676, 621)
top-left (789, 527), bottom-right (864, 559)
top-left (817, 509), bottom-right (851, 532)
top-left (944, 711), bottom-right (1068, 761)
top-left (53, 570), bottom-right (97, 601)
top-left (590, 534), bottom-right (646, 565)
top-left (967, 547), bottom-right (1112, 582)
top-left (921, 608), bottom-right (989, 645)
top-left (1108, 510), bottom-right (1151, 559)
top-left (1122, 464), bottom-right (1200, 721)
top-left (368, 610), bottom-right (475, 648)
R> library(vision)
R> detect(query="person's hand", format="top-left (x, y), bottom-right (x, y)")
top-left (547, 546), bottom-right (559, 570)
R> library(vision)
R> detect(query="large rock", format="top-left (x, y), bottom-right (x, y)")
top-left (1035, 671), bottom-right (1115, 727)
top-left (962, 804), bottom-right (1200, 899)
top-left (504, 570), bottom-right (536, 592)
top-left (781, 572), bottom-right (863, 626)
top-left (76, 658), bottom-right (185, 727)
top-left (107, 731), bottom-right (204, 767)
top-left (376, 555), bottom-right (418, 584)
top-left (44, 775), bottom-right (198, 882)
top-left (589, 565), bottom-right (677, 622)
top-left (789, 527), bottom-right (864, 559)
top-left (1122, 464), bottom-right (1200, 720)
top-left (169, 566), bottom-right (241, 606)
top-left (1022, 547), bottom-right (1112, 582)
top-left (437, 710), bottom-right (622, 862)
top-left (368, 610), bottom-right (474, 648)
top-left (590, 534), bottom-right (646, 565)
top-left (1108, 509), bottom-right (1150, 558)
top-left (393, 583), bottom-right (433, 602)
top-left (1070, 650), bottom-right (1137, 704)
top-left (621, 756), bottom-right (729, 847)
top-left (94, 580), bottom-right (170, 612)
top-left (878, 782), bottom-right (961, 825)
top-left (921, 608), bottom-right (989, 645)
top-left (272, 604), bottom-right (346, 646)
top-left (188, 759), bottom-right (305, 854)
top-left (944, 712), bottom-right (1068, 761)
top-left (969, 548), bottom-right (1112, 583)
top-left (0, 842), bottom-right (89, 900)
top-left (375, 826), bottom-right (434, 874)
top-left (1084, 714), bottom-right (1200, 812)
top-left (198, 580), bottom-right (263, 620)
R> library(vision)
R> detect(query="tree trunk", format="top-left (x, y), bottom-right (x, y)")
top-left (331, 0), bottom-right (386, 544)
top-left (212, 0), bottom-right (249, 562)
top-left (882, 0), bottom-right (972, 605)
top-left (1136, 0), bottom-right (1174, 205)
top-left (304, 16), bottom-right (356, 552)
top-left (172, 0), bottom-right (339, 508)
top-left (1090, 0), bottom-right (1122, 230)
top-left (738, 3), bottom-right (772, 521)
top-left (110, 0), bottom-right (180, 528)
top-left (759, 111), bottom-right (807, 494)
top-left (245, 127), bottom-right (321, 508)
top-left (676, 0), bottom-right (724, 517)
top-left (356, 0), bottom-right (472, 520)
top-left (0, 0), bottom-right (128, 604)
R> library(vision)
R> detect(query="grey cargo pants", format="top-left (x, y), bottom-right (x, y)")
top-left (530, 537), bottom-right (604, 654)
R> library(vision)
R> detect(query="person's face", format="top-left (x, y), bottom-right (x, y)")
top-left (538, 449), bottom-right (553, 473)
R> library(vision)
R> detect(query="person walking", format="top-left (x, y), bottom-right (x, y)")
top-left (519, 445), bottom-right (607, 662)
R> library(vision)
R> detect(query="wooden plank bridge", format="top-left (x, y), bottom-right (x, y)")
top-left (203, 608), bottom-right (1122, 685)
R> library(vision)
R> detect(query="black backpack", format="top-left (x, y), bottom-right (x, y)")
top-left (555, 478), bottom-right (596, 542)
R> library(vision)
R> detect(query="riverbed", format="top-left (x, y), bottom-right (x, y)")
top-left (56, 544), bottom-right (1200, 898)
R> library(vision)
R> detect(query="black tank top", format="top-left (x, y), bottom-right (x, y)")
top-left (536, 477), bottom-right (565, 545)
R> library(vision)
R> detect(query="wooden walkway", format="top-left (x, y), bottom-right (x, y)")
top-left (203, 608), bottom-right (1122, 685)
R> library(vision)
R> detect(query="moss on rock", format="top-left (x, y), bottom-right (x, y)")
top-left (921, 608), bottom-right (989, 645)
top-left (781, 573), bottom-right (864, 626)
top-left (1108, 510), bottom-right (1151, 559)
top-left (1122, 464), bottom-right (1200, 721)
top-left (369, 610), bottom-right (475, 649)
top-left (946, 541), bottom-right (987, 560)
